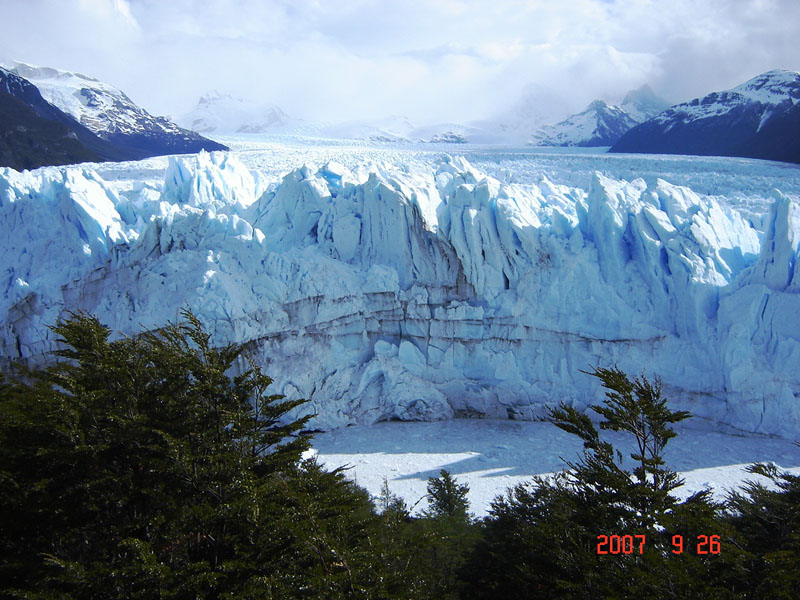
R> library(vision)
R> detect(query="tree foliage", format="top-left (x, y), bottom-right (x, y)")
top-left (2, 325), bottom-right (797, 599)
top-left (0, 311), bottom-right (385, 599)
top-left (460, 367), bottom-right (750, 599)
top-left (725, 461), bottom-right (800, 597)
top-left (423, 470), bottom-right (471, 522)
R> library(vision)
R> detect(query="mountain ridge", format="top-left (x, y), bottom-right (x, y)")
top-left (532, 85), bottom-right (671, 147)
top-left (611, 70), bottom-right (800, 164)
top-left (0, 66), bottom-right (137, 167)
top-left (1, 60), bottom-right (228, 166)
top-left (0, 88), bottom-right (101, 170)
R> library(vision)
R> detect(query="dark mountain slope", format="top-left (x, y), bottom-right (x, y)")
top-left (0, 64), bottom-right (227, 170)
top-left (0, 91), bottom-right (100, 170)
top-left (610, 70), bottom-right (800, 164)
top-left (5, 61), bottom-right (227, 159)
top-left (533, 86), bottom-right (670, 147)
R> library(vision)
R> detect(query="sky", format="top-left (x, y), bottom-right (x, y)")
top-left (0, 0), bottom-right (798, 125)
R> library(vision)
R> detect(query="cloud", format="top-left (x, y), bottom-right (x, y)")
top-left (0, 0), bottom-right (797, 124)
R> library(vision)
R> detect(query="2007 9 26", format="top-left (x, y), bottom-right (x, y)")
top-left (596, 534), bottom-right (721, 555)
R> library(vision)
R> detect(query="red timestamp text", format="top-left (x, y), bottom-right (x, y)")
top-left (596, 534), bottom-right (721, 555)
top-left (596, 534), bottom-right (646, 554)
top-left (671, 534), bottom-right (721, 554)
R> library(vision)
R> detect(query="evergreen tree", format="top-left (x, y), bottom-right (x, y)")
top-left (423, 469), bottom-right (470, 521)
top-left (0, 311), bottom-right (392, 599)
top-left (549, 368), bottom-right (691, 527)
top-left (725, 460), bottom-right (800, 597)
top-left (369, 471), bottom-right (478, 600)
top-left (461, 367), bottom-right (746, 599)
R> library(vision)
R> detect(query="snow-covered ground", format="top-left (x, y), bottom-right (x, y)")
top-left (312, 418), bottom-right (800, 517)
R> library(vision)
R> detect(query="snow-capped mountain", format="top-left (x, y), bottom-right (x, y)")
top-left (175, 84), bottom-right (669, 147)
top-left (2, 147), bottom-right (799, 438)
top-left (415, 126), bottom-right (470, 144)
top-left (0, 66), bottom-right (148, 168)
top-left (2, 60), bottom-right (227, 159)
top-left (533, 100), bottom-right (639, 147)
top-left (178, 92), bottom-right (296, 134)
top-left (0, 68), bottom-right (102, 169)
top-left (611, 70), bottom-right (800, 164)
top-left (533, 85), bottom-right (670, 147)
top-left (319, 90), bottom-right (567, 144)
top-left (467, 89), bottom-right (571, 145)
top-left (620, 84), bottom-right (671, 122)
top-left (320, 115), bottom-right (416, 142)
top-left (180, 93), bottom-right (424, 142)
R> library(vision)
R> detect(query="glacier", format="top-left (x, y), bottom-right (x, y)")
top-left (1, 148), bottom-right (799, 436)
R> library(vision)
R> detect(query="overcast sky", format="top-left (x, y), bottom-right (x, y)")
top-left (1, 0), bottom-right (798, 124)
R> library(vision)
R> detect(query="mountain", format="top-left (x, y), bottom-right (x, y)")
top-left (620, 84), bottom-right (672, 122)
top-left (320, 115), bottom-right (416, 142)
top-left (466, 89), bottom-right (572, 145)
top-left (413, 125), bottom-right (471, 144)
top-left (0, 66), bottom-right (135, 168)
top-left (2, 60), bottom-right (227, 160)
top-left (178, 92), bottom-right (296, 134)
top-left (180, 93), bottom-right (424, 142)
top-left (533, 85), bottom-right (670, 147)
top-left (177, 86), bottom-right (646, 146)
top-left (0, 85), bottom-right (100, 170)
top-left (533, 100), bottom-right (639, 147)
top-left (610, 70), bottom-right (800, 164)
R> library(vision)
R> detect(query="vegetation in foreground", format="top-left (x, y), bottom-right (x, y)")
top-left (0, 313), bottom-right (797, 598)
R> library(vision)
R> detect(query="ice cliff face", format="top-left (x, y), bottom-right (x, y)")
top-left (1, 152), bottom-right (799, 436)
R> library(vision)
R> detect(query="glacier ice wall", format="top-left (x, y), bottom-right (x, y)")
top-left (1, 152), bottom-right (798, 436)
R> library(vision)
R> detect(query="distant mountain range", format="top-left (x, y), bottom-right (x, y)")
top-left (0, 61), bottom-right (226, 170)
top-left (177, 86), bottom-right (664, 147)
top-left (0, 73), bottom-right (101, 170)
top-left (532, 85), bottom-right (670, 147)
top-left (179, 91), bottom-right (297, 135)
top-left (4, 59), bottom-right (799, 168)
top-left (611, 70), bottom-right (800, 164)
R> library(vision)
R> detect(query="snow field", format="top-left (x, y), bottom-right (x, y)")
top-left (312, 419), bottom-right (800, 517)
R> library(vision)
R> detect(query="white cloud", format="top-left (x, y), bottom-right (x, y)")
top-left (0, 0), bottom-right (797, 124)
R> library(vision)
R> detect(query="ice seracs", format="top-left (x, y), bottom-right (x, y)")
top-left (1, 150), bottom-right (798, 438)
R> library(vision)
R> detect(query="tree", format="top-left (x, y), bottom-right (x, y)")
top-left (725, 461), bottom-right (800, 597)
top-left (405, 470), bottom-right (477, 599)
top-left (548, 367), bottom-right (691, 530)
top-left (423, 469), bottom-right (470, 521)
top-left (0, 311), bottom-right (392, 599)
top-left (461, 367), bottom-right (745, 599)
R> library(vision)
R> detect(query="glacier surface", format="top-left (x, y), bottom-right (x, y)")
top-left (1, 145), bottom-right (799, 436)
